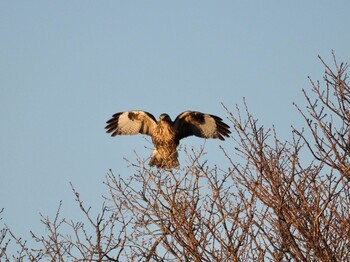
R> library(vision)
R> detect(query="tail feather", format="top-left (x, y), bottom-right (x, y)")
top-left (149, 150), bottom-right (179, 168)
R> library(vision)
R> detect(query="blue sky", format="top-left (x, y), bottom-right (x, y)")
top-left (1, 1), bottom-right (350, 247)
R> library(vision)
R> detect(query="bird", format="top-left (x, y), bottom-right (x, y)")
top-left (105, 110), bottom-right (231, 168)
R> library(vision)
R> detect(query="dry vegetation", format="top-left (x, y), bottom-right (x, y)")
top-left (1, 53), bottom-right (349, 261)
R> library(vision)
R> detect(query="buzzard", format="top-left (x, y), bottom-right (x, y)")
top-left (105, 110), bottom-right (231, 168)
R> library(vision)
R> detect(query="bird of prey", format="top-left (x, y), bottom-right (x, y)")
top-left (105, 110), bottom-right (231, 168)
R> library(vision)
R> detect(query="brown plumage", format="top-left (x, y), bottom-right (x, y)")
top-left (105, 110), bottom-right (231, 168)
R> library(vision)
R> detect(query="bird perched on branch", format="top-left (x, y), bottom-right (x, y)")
top-left (105, 110), bottom-right (231, 168)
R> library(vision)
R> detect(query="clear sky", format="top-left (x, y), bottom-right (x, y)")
top-left (1, 0), bottom-right (350, 248)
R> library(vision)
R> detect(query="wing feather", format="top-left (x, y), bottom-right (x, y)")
top-left (174, 111), bottom-right (231, 141)
top-left (105, 110), bottom-right (157, 136)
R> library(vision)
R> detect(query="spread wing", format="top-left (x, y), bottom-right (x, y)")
top-left (105, 110), bottom-right (157, 136)
top-left (174, 111), bottom-right (231, 141)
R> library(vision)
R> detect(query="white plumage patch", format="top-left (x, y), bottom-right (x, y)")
top-left (200, 114), bottom-right (218, 138)
top-left (117, 112), bottom-right (143, 135)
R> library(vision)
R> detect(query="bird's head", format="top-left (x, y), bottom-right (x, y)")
top-left (159, 113), bottom-right (172, 123)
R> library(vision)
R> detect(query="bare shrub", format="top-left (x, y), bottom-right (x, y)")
top-left (1, 53), bottom-right (349, 261)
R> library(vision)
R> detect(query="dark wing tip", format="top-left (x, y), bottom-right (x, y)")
top-left (210, 115), bottom-right (231, 140)
top-left (105, 112), bottom-right (123, 136)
